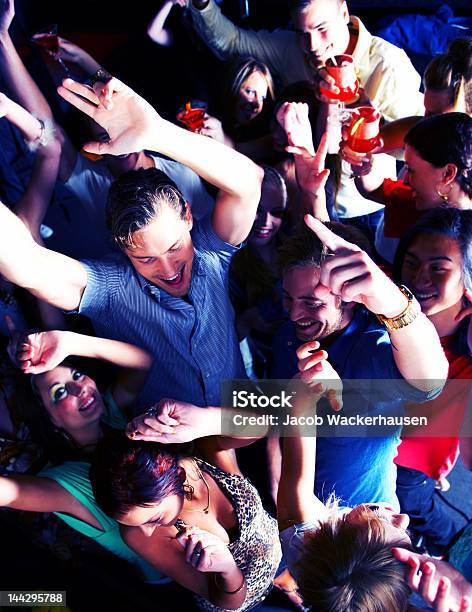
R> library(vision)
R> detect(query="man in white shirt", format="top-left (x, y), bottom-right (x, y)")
top-left (189, 0), bottom-right (424, 122)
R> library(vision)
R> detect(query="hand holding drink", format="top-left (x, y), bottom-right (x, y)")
top-left (346, 106), bottom-right (381, 153)
top-left (319, 54), bottom-right (359, 104)
top-left (176, 101), bottom-right (206, 132)
top-left (342, 106), bottom-right (381, 176)
top-left (31, 24), bottom-right (69, 74)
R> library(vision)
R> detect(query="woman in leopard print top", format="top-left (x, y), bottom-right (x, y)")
top-left (90, 425), bottom-right (281, 612)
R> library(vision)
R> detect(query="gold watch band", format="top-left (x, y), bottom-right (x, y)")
top-left (376, 285), bottom-right (420, 331)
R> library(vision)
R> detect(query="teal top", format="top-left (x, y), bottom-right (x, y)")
top-left (40, 389), bottom-right (165, 583)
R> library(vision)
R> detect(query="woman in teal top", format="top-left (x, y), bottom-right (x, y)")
top-left (0, 328), bottom-right (162, 581)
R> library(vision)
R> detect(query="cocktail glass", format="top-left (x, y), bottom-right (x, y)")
top-left (346, 106), bottom-right (381, 153)
top-left (176, 101), bottom-right (207, 132)
top-left (346, 106), bottom-right (381, 177)
top-left (31, 25), bottom-right (69, 74)
top-left (320, 54), bottom-right (359, 103)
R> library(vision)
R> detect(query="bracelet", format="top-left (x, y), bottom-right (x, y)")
top-left (89, 67), bottom-right (113, 86)
top-left (26, 117), bottom-right (56, 152)
top-left (214, 572), bottom-right (245, 595)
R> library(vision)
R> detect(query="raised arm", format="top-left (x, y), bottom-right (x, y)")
top-left (9, 329), bottom-right (152, 412)
top-left (278, 102), bottom-right (331, 221)
top-left (305, 215), bottom-right (449, 391)
top-left (0, 474), bottom-right (96, 523)
top-left (0, 94), bottom-right (62, 240)
top-left (0, 0), bottom-right (51, 119)
top-left (147, 0), bottom-right (187, 46)
top-left (0, 201), bottom-right (87, 310)
top-left (277, 344), bottom-right (340, 531)
top-left (190, 0), bottom-right (284, 71)
top-left (58, 77), bottom-right (263, 245)
top-left (0, 0), bottom-right (78, 180)
top-left (53, 37), bottom-right (102, 77)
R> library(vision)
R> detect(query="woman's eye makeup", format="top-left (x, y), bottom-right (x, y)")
top-left (50, 385), bottom-right (67, 403)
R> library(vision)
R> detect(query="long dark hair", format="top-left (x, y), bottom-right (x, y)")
top-left (393, 207), bottom-right (472, 356)
top-left (424, 37), bottom-right (472, 114)
top-left (90, 433), bottom-right (188, 520)
top-left (404, 113), bottom-right (472, 198)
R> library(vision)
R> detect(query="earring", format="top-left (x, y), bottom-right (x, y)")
top-left (436, 184), bottom-right (452, 203)
top-left (183, 482), bottom-right (194, 501)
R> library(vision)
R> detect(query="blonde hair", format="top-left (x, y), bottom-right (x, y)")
top-left (296, 500), bottom-right (411, 611)
top-left (229, 57), bottom-right (275, 106)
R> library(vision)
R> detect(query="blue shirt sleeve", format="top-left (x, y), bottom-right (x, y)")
top-left (192, 214), bottom-right (243, 269)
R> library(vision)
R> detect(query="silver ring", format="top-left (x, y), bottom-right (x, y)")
top-left (145, 406), bottom-right (158, 418)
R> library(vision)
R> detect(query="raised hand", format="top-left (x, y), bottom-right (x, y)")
top-left (0, 0), bottom-right (14, 36)
top-left (57, 77), bottom-right (162, 156)
top-left (52, 37), bottom-right (85, 64)
top-left (304, 214), bottom-right (409, 317)
top-left (392, 547), bottom-right (472, 612)
top-left (6, 323), bottom-right (69, 374)
top-left (277, 102), bottom-right (315, 156)
top-left (311, 66), bottom-right (339, 104)
top-left (296, 340), bottom-right (342, 411)
top-left (126, 399), bottom-right (220, 443)
top-left (176, 524), bottom-right (237, 574)
top-left (199, 114), bottom-right (232, 146)
top-left (292, 130), bottom-right (330, 199)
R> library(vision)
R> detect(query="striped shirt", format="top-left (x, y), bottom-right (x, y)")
top-left (78, 215), bottom-right (245, 409)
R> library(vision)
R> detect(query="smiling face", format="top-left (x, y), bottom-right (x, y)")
top-left (292, 0), bottom-right (351, 69)
top-left (283, 265), bottom-right (352, 341)
top-left (235, 70), bottom-right (269, 125)
top-left (125, 203), bottom-right (194, 297)
top-left (401, 233), bottom-right (464, 320)
top-left (248, 181), bottom-right (286, 247)
top-left (404, 144), bottom-right (448, 210)
top-left (34, 365), bottom-right (104, 433)
top-left (118, 494), bottom-right (184, 537)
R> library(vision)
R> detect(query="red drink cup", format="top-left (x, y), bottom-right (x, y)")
top-left (177, 102), bottom-right (206, 132)
top-left (347, 106), bottom-right (381, 153)
top-left (319, 54), bottom-right (359, 103)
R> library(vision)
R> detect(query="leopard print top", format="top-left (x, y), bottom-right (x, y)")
top-left (193, 458), bottom-right (281, 612)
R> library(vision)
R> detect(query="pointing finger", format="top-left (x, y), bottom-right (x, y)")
top-left (304, 215), bottom-right (356, 253)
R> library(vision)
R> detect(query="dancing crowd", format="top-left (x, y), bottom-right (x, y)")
top-left (0, 0), bottom-right (472, 610)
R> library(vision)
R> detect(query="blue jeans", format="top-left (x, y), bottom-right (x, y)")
top-left (396, 465), bottom-right (458, 555)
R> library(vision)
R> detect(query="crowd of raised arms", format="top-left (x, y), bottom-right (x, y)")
top-left (1, 0), bottom-right (472, 610)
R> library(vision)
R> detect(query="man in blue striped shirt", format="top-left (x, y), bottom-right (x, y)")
top-left (0, 77), bottom-right (263, 410)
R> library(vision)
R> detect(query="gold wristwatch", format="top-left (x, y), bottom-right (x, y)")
top-left (376, 285), bottom-right (420, 331)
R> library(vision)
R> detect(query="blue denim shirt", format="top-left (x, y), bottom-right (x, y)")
top-left (77, 215), bottom-right (246, 409)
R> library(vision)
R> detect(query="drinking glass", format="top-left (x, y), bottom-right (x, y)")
top-left (176, 100), bottom-right (207, 132)
top-left (31, 24), bottom-right (69, 74)
top-left (319, 54), bottom-right (359, 104)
